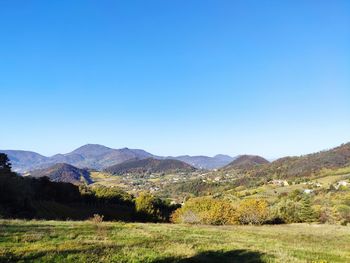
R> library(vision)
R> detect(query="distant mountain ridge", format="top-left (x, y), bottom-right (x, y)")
top-left (166, 154), bottom-right (235, 170)
top-left (0, 144), bottom-right (235, 172)
top-left (0, 144), bottom-right (154, 172)
top-left (104, 158), bottom-right (196, 175)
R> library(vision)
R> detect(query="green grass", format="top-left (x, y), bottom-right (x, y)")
top-left (0, 220), bottom-right (349, 262)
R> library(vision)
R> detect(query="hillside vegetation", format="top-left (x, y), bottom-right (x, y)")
top-left (0, 220), bottom-right (349, 263)
top-left (224, 155), bottom-right (269, 170)
top-left (29, 163), bottom-right (93, 185)
top-left (226, 143), bottom-right (350, 180)
top-left (104, 158), bottom-right (196, 175)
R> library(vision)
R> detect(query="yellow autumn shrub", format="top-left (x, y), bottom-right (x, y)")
top-left (236, 199), bottom-right (269, 225)
top-left (171, 197), bottom-right (237, 225)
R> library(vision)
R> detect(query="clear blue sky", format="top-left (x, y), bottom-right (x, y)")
top-left (1, 0), bottom-right (349, 158)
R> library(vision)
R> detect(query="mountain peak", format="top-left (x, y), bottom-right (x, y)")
top-left (225, 155), bottom-right (269, 169)
top-left (72, 144), bottom-right (111, 152)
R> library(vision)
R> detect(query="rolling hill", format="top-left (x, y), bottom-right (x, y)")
top-left (224, 155), bottom-right (269, 170)
top-left (104, 158), bottom-right (196, 175)
top-left (29, 163), bottom-right (93, 185)
top-left (253, 142), bottom-right (350, 179)
top-left (222, 143), bottom-right (350, 180)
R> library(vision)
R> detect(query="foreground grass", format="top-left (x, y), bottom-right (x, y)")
top-left (0, 220), bottom-right (349, 262)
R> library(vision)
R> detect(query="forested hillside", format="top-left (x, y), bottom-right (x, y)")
top-left (104, 158), bottom-right (196, 175)
top-left (29, 163), bottom-right (93, 185)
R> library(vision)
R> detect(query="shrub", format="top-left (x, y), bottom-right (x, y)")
top-left (336, 205), bottom-right (350, 224)
top-left (317, 206), bottom-right (340, 224)
top-left (135, 192), bottom-right (161, 221)
top-left (171, 197), bottom-right (237, 225)
top-left (272, 199), bottom-right (302, 223)
top-left (236, 199), bottom-right (269, 225)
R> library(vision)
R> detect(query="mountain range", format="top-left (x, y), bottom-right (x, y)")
top-left (0, 144), bottom-right (235, 173)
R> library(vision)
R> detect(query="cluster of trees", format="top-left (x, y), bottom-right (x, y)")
top-left (135, 192), bottom-right (180, 222)
top-left (160, 178), bottom-right (236, 200)
top-left (171, 197), bottom-right (237, 225)
top-left (272, 189), bottom-right (350, 225)
top-left (271, 193), bottom-right (315, 223)
top-left (0, 154), bottom-right (177, 222)
top-left (171, 197), bottom-right (269, 225)
top-left (171, 189), bottom-right (350, 226)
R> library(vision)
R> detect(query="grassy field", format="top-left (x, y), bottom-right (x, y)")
top-left (0, 220), bottom-right (349, 263)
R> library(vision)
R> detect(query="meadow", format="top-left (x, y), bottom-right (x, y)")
top-left (0, 220), bottom-right (349, 263)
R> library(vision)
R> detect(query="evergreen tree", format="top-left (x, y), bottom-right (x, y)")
top-left (0, 153), bottom-right (12, 173)
top-left (299, 196), bottom-right (315, 222)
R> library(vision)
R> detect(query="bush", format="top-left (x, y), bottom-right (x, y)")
top-left (272, 199), bottom-right (302, 223)
top-left (171, 197), bottom-right (237, 225)
top-left (336, 205), bottom-right (350, 224)
top-left (236, 199), bottom-right (269, 225)
top-left (135, 192), bottom-right (162, 221)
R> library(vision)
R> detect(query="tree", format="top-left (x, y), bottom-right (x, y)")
top-left (135, 192), bottom-right (161, 221)
top-left (273, 199), bottom-right (302, 223)
top-left (299, 196), bottom-right (315, 222)
top-left (0, 153), bottom-right (11, 173)
top-left (236, 199), bottom-right (269, 225)
top-left (336, 205), bottom-right (350, 225)
top-left (171, 197), bottom-right (237, 225)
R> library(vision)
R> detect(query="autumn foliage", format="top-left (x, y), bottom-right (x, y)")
top-left (236, 199), bottom-right (269, 225)
top-left (171, 197), bottom-right (237, 225)
top-left (171, 197), bottom-right (271, 225)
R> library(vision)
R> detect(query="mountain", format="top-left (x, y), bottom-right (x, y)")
top-left (54, 144), bottom-right (154, 170)
top-left (253, 142), bottom-right (350, 179)
top-left (222, 143), bottom-right (350, 180)
top-left (0, 145), bottom-right (233, 172)
top-left (169, 154), bottom-right (235, 170)
top-left (104, 158), bottom-right (196, 175)
top-left (0, 144), bottom-right (154, 172)
top-left (29, 163), bottom-right (92, 185)
top-left (0, 150), bottom-right (49, 172)
top-left (224, 155), bottom-right (270, 170)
